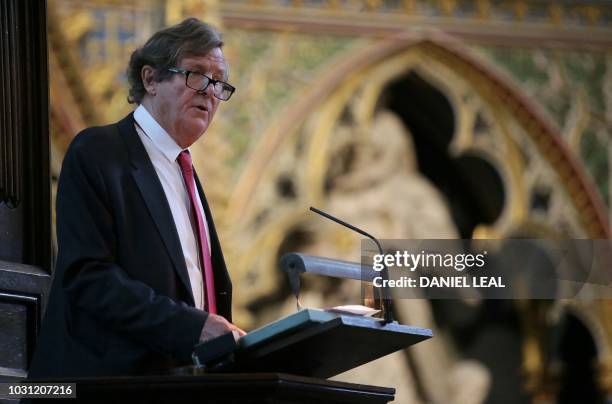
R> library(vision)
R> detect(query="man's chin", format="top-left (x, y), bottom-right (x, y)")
top-left (196, 119), bottom-right (210, 132)
top-left (187, 121), bottom-right (208, 136)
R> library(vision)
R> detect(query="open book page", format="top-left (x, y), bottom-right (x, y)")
top-left (325, 305), bottom-right (381, 317)
top-left (231, 329), bottom-right (242, 341)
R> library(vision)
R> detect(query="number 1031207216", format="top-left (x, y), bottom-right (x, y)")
top-left (1, 383), bottom-right (76, 399)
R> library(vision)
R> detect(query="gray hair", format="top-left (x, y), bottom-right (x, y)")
top-left (127, 18), bottom-right (223, 104)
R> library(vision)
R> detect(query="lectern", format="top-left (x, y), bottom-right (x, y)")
top-left (23, 255), bottom-right (432, 403)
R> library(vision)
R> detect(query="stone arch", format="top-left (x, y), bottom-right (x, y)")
top-left (226, 31), bottom-right (611, 337)
top-left (227, 30), bottom-right (609, 240)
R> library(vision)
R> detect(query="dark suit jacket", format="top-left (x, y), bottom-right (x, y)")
top-left (28, 113), bottom-right (232, 378)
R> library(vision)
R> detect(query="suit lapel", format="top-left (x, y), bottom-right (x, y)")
top-left (194, 172), bottom-right (232, 320)
top-left (117, 113), bottom-right (195, 306)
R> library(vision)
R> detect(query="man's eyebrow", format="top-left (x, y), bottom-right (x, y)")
top-left (188, 63), bottom-right (228, 79)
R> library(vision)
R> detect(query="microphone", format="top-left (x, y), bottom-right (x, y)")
top-left (309, 206), bottom-right (394, 323)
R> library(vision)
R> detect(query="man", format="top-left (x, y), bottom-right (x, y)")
top-left (29, 18), bottom-right (245, 378)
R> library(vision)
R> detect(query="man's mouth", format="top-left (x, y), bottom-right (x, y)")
top-left (195, 105), bottom-right (207, 112)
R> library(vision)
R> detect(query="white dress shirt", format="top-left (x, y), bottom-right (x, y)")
top-left (133, 104), bottom-right (211, 310)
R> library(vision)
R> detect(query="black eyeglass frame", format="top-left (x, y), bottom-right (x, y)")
top-left (167, 67), bottom-right (235, 101)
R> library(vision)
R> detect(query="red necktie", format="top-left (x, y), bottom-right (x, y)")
top-left (177, 150), bottom-right (217, 314)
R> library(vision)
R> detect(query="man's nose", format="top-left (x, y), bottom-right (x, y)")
top-left (199, 82), bottom-right (215, 97)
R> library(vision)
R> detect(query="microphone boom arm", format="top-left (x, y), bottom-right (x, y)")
top-left (308, 207), bottom-right (395, 323)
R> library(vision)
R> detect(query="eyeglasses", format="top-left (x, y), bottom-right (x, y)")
top-left (168, 67), bottom-right (235, 101)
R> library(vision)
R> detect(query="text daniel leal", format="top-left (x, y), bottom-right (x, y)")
top-left (373, 276), bottom-right (506, 288)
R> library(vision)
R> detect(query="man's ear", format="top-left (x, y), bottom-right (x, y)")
top-left (141, 65), bottom-right (156, 96)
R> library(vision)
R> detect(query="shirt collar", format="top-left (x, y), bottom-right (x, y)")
top-left (134, 104), bottom-right (187, 163)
